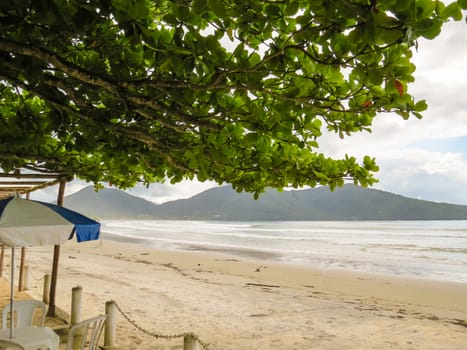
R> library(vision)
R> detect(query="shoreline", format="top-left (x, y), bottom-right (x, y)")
top-left (100, 219), bottom-right (467, 285)
top-left (19, 239), bottom-right (467, 349)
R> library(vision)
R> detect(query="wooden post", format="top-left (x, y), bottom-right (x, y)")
top-left (48, 244), bottom-right (60, 317)
top-left (0, 244), bottom-right (4, 278)
top-left (43, 274), bottom-right (50, 304)
top-left (48, 179), bottom-right (66, 317)
top-left (71, 286), bottom-right (82, 325)
top-left (71, 286), bottom-right (83, 349)
top-left (104, 300), bottom-right (116, 348)
top-left (23, 265), bottom-right (31, 290)
top-left (18, 247), bottom-right (26, 291)
top-left (184, 335), bottom-right (200, 350)
top-left (17, 192), bottom-right (30, 291)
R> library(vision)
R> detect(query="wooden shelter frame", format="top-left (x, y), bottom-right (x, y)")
top-left (0, 170), bottom-right (74, 317)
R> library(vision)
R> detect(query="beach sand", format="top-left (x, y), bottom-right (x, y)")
top-left (15, 239), bottom-right (467, 350)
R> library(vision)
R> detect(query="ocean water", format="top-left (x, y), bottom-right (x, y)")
top-left (101, 220), bottom-right (467, 284)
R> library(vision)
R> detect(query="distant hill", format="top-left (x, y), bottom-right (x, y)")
top-left (64, 185), bottom-right (467, 221)
top-left (65, 186), bottom-right (159, 219)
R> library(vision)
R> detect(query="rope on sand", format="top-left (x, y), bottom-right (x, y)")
top-left (113, 300), bottom-right (211, 349)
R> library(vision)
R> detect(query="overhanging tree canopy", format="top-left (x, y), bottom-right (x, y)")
top-left (0, 0), bottom-right (465, 197)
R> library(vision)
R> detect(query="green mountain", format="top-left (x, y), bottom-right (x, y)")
top-left (64, 185), bottom-right (467, 221)
top-left (65, 185), bottom-right (159, 219)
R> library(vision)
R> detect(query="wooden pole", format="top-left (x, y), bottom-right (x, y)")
top-left (48, 179), bottom-right (66, 317)
top-left (0, 245), bottom-right (4, 278)
top-left (18, 247), bottom-right (26, 291)
top-left (71, 286), bottom-right (84, 349)
top-left (48, 245), bottom-right (60, 317)
top-left (19, 194), bottom-right (30, 291)
top-left (71, 286), bottom-right (82, 325)
top-left (104, 300), bottom-right (117, 348)
top-left (43, 274), bottom-right (50, 305)
top-left (9, 247), bottom-right (15, 338)
top-left (184, 335), bottom-right (200, 350)
top-left (23, 265), bottom-right (31, 290)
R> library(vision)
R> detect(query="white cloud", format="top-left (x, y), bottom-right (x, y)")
top-left (411, 20), bottom-right (467, 136)
top-left (29, 178), bottom-right (218, 205)
top-left (318, 17), bottom-right (467, 205)
top-left (363, 146), bottom-right (467, 204)
top-left (125, 180), bottom-right (218, 204)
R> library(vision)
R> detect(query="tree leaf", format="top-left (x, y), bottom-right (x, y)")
top-left (414, 100), bottom-right (428, 112)
top-left (458, 0), bottom-right (467, 9)
top-left (394, 80), bottom-right (404, 97)
top-left (441, 2), bottom-right (463, 20)
top-left (0, 0), bottom-right (454, 195)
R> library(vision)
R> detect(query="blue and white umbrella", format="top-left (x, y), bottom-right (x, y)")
top-left (0, 196), bottom-right (100, 338)
top-left (0, 196), bottom-right (100, 247)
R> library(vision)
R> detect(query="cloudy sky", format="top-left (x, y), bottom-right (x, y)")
top-left (319, 18), bottom-right (467, 205)
top-left (33, 17), bottom-right (467, 205)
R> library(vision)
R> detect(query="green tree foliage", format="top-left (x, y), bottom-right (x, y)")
top-left (0, 0), bottom-right (465, 196)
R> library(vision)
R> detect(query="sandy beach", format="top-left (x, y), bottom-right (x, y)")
top-left (14, 238), bottom-right (467, 349)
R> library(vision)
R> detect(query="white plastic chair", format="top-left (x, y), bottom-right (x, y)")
top-left (66, 315), bottom-right (107, 350)
top-left (0, 339), bottom-right (25, 350)
top-left (1, 300), bottom-right (47, 329)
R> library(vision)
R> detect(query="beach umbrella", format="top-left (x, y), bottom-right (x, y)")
top-left (0, 196), bottom-right (100, 338)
